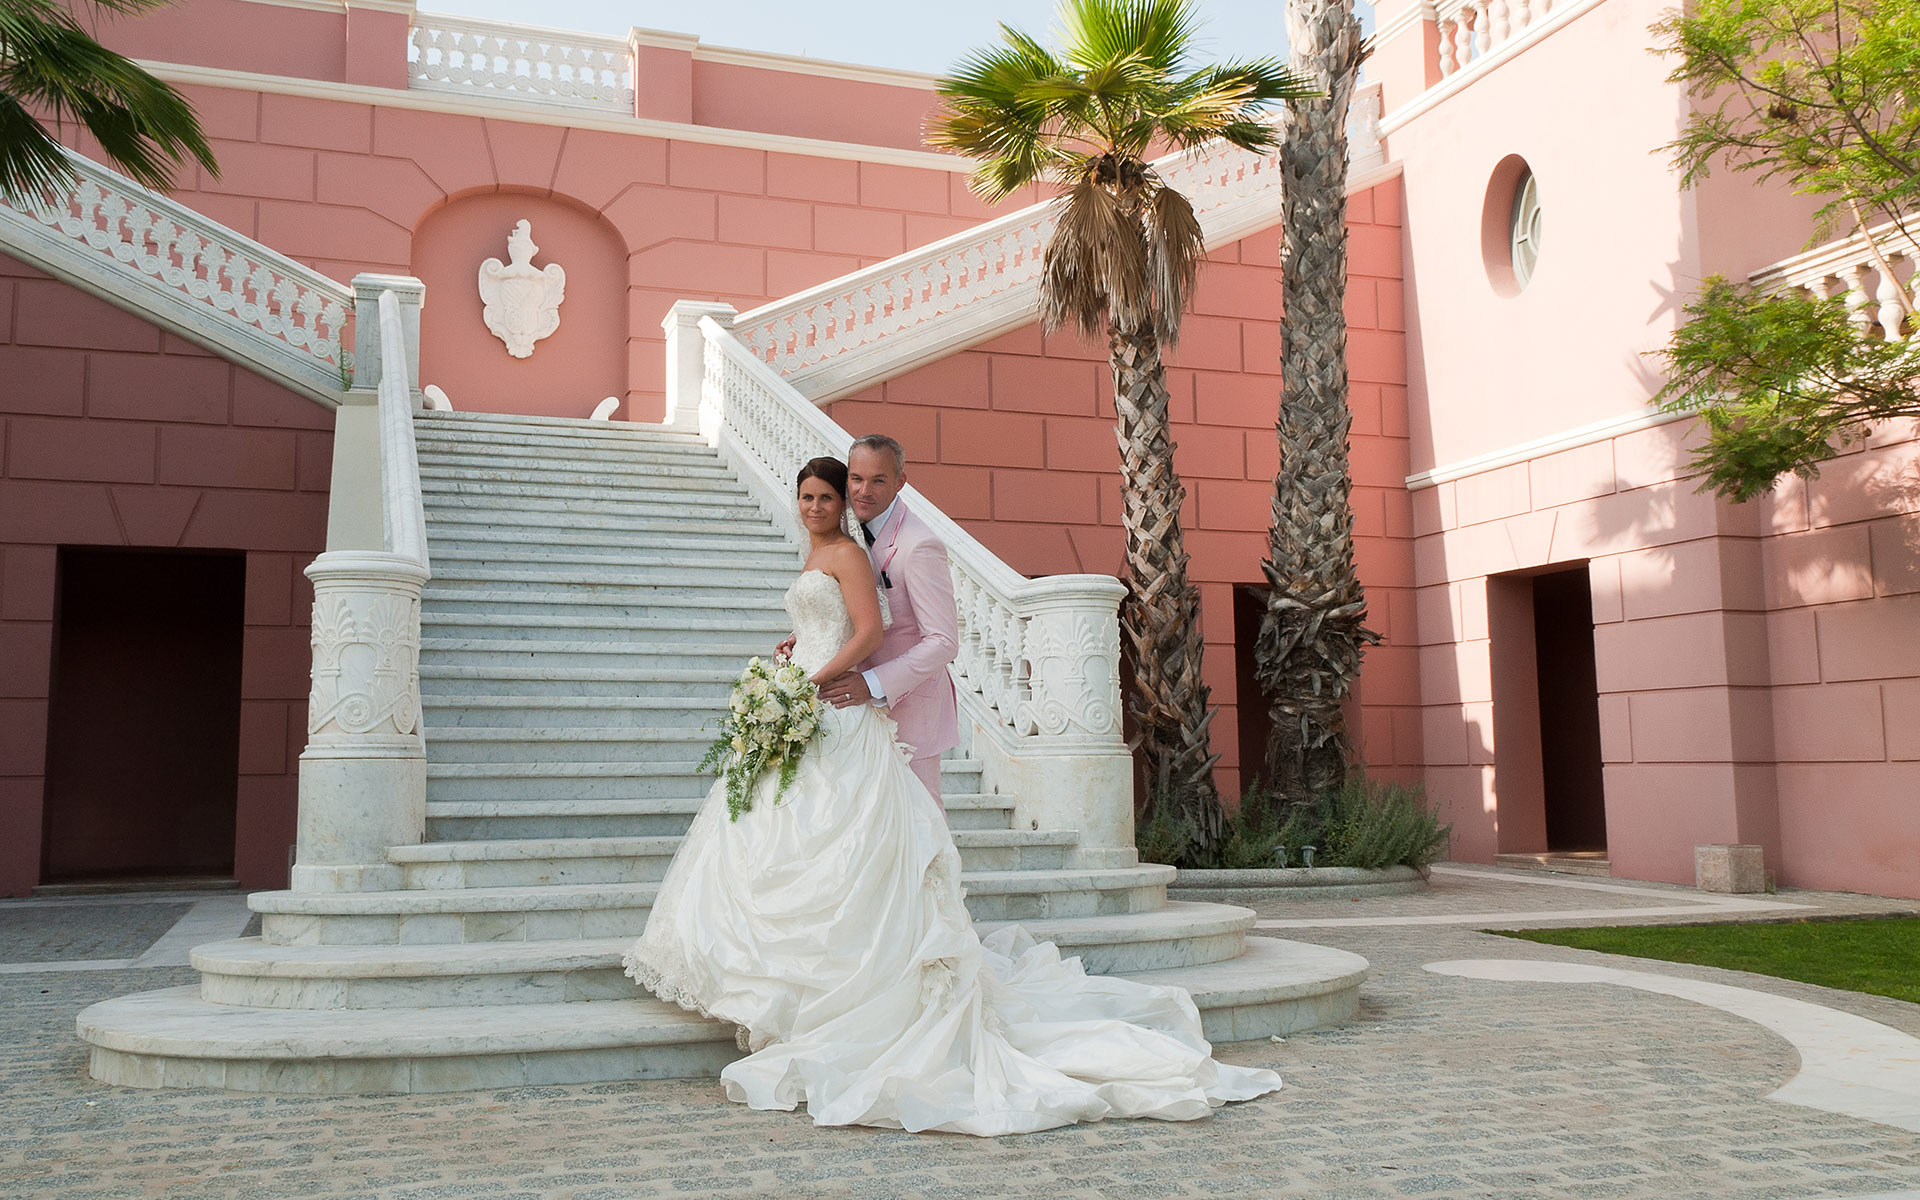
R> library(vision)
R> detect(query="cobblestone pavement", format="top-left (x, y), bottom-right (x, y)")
top-left (2, 870), bottom-right (1917, 1200)
top-left (0, 901), bottom-right (193, 963)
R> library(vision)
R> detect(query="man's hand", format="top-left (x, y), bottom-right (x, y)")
top-left (819, 671), bottom-right (873, 709)
top-left (773, 635), bottom-right (796, 662)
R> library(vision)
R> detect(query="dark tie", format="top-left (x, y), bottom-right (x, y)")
top-left (859, 521), bottom-right (874, 545)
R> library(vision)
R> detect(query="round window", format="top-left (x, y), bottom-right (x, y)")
top-left (1481, 155), bottom-right (1541, 297)
top-left (1509, 169), bottom-right (1543, 289)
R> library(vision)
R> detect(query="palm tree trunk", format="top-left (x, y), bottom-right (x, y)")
top-left (1109, 322), bottom-right (1225, 849)
top-left (1258, 0), bottom-right (1377, 804)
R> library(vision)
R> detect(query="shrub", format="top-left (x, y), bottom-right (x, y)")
top-left (1279, 776), bottom-right (1453, 870)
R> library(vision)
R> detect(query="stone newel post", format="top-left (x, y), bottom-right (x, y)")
top-left (291, 274), bottom-right (430, 893)
top-left (661, 300), bottom-right (736, 430)
top-left (293, 552), bottom-right (429, 893)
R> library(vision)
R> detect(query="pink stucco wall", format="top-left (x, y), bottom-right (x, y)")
top-left (0, 253), bottom-right (325, 896)
top-left (825, 180), bottom-right (1420, 800)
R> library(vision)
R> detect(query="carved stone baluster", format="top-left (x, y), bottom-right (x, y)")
top-left (1873, 257), bottom-right (1908, 340)
top-left (1840, 265), bottom-right (1875, 334)
top-left (1487, 0), bottom-right (1510, 48)
top-left (1472, 0), bottom-right (1493, 56)
top-left (1452, 9), bottom-right (1475, 70)
top-left (1510, 0), bottom-right (1533, 33)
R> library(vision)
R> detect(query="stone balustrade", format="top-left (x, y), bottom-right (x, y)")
top-left (734, 89), bottom-right (1389, 403)
top-left (408, 12), bottom-right (634, 112)
top-left (0, 146), bottom-right (351, 405)
top-left (681, 304), bottom-right (1136, 863)
top-left (1749, 218), bottom-right (1919, 342)
top-left (1435, 0), bottom-right (1552, 76)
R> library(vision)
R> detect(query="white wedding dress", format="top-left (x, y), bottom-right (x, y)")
top-left (622, 569), bottom-right (1280, 1136)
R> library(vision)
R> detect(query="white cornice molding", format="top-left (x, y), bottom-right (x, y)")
top-left (139, 60), bottom-right (976, 173)
top-left (1380, 0), bottom-right (1609, 134)
top-left (1406, 407), bottom-right (1692, 491)
top-left (1372, 1), bottom-right (1437, 45)
top-left (1346, 159), bottom-right (1404, 197)
top-left (692, 45), bottom-right (941, 91)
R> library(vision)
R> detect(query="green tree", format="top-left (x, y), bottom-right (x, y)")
top-left (929, 0), bottom-right (1314, 850)
top-left (1, 0), bottom-right (218, 203)
top-left (1256, 0), bottom-right (1377, 802)
top-left (1650, 0), bottom-right (1920, 499)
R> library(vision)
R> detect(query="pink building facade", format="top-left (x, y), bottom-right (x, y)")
top-left (1, 0), bottom-right (1913, 899)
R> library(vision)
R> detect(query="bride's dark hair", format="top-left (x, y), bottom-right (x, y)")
top-left (796, 456), bottom-right (848, 499)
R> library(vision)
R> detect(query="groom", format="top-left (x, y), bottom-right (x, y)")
top-left (815, 435), bottom-right (959, 809)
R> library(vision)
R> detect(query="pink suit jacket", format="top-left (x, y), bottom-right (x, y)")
top-left (863, 501), bottom-right (959, 761)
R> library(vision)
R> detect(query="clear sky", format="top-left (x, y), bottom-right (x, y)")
top-left (427, 1), bottom-right (1372, 77)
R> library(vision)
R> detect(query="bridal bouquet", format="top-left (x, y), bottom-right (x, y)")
top-left (699, 656), bottom-right (827, 821)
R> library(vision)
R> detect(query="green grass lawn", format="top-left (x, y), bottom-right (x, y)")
top-left (1494, 918), bottom-right (1920, 1005)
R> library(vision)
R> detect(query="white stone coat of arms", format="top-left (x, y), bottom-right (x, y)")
top-left (478, 219), bottom-right (566, 357)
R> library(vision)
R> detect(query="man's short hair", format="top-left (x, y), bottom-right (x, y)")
top-left (850, 434), bottom-right (906, 474)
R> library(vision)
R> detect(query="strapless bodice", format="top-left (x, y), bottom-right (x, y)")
top-left (784, 570), bottom-right (855, 676)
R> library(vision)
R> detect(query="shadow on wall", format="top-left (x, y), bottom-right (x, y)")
top-left (412, 192), bottom-right (630, 419)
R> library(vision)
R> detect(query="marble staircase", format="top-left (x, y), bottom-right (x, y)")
top-left (77, 410), bottom-right (1367, 1094)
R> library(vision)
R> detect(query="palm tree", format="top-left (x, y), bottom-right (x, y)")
top-left (930, 0), bottom-right (1314, 852)
top-left (0, 0), bottom-right (218, 203)
top-left (1255, 0), bottom-right (1375, 802)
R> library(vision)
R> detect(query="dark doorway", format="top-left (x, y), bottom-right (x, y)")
top-left (1233, 584), bottom-right (1276, 791)
top-left (41, 548), bottom-right (245, 882)
top-left (1532, 568), bottom-right (1607, 852)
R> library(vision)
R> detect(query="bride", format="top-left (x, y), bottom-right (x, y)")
top-left (623, 455), bottom-right (1281, 1136)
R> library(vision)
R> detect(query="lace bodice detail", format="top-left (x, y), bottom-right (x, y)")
top-left (785, 570), bottom-right (856, 676)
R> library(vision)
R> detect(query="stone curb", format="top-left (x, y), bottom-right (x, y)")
top-left (1169, 864), bottom-right (1428, 902)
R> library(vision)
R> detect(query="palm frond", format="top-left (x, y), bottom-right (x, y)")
top-left (0, 0), bottom-right (218, 200)
top-left (1056, 0), bottom-right (1200, 76)
top-left (1042, 175), bottom-right (1151, 338)
top-left (0, 91), bottom-right (77, 201)
top-left (1144, 183), bottom-right (1203, 345)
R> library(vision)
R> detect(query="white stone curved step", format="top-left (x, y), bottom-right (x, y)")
top-left (81, 939), bottom-right (1365, 1093)
top-left (249, 866), bottom-right (1175, 945)
top-left (419, 664), bottom-right (738, 698)
top-left (417, 411), bottom-right (702, 438)
top-left (190, 902), bottom-right (1257, 1010)
top-left (423, 492), bottom-right (768, 523)
top-left (424, 506), bottom-right (783, 539)
top-left (418, 460), bottom-right (737, 486)
top-left (423, 569), bottom-right (791, 600)
top-left (425, 727), bottom-right (715, 765)
top-left (384, 829), bottom-right (1080, 888)
top-left (427, 547), bottom-right (799, 574)
top-left (414, 433), bottom-right (724, 461)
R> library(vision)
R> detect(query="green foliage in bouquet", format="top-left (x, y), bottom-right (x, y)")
top-left (699, 657), bottom-right (827, 821)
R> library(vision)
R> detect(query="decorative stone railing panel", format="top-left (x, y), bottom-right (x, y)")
top-left (698, 315), bottom-right (1127, 749)
top-left (734, 86), bottom-right (1388, 403)
top-left (0, 147), bottom-right (352, 405)
top-left (1749, 219), bottom-right (1919, 343)
top-left (409, 13), bottom-right (634, 112)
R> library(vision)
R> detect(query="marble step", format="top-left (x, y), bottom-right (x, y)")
top-left (422, 492), bottom-right (770, 524)
top-left (423, 567), bottom-right (792, 600)
top-left (423, 695), bottom-right (726, 728)
top-left (190, 903), bottom-right (1252, 1010)
top-left (248, 865), bottom-right (1176, 945)
top-left (414, 432), bottom-right (725, 462)
top-left (417, 446), bottom-right (730, 475)
top-left (426, 546), bottom-right (799, 573)
top-left (424, 505), bottom-right (787, 540)
top-left (81, 939), bottom-right (1369, 1094)
top-left (425, 727), bottom-right (715, 765)
top-left (422, 600), bottom-right (788, 632)
top-left (418, 458), bottom-right (737, 487)
top-left (424, 760), bottom-right (711, 802)
top-left (423, 787), bottom-right (1004, 841)
top-left (419, 466), bottom-right (739, 497)
top-left (416, 411), bottom-right (704, 439)
top-left (425, 526), bottom-right (795, 558)
top-left (418, 639), bottom-right (767, 671)
top-left (420, 664), bottom-right (739, 699)
top-left (419, 477), bottom-right (760, 509)
top-left (423, 759), bottom-right (993, 807)
top-left (385, 829), bottom-right (1080, 889)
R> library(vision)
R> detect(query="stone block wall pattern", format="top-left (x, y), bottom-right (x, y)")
top-left (0, 254), bottom-right (322, 895)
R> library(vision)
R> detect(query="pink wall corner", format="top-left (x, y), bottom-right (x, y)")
top-left (344, 7), bottom-right (411, 90)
